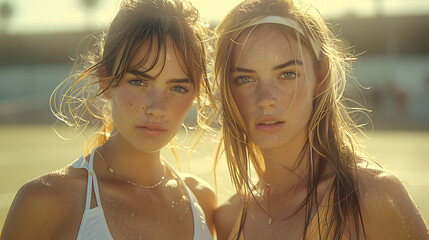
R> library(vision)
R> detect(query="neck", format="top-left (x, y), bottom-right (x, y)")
top-left (260, 131), bottom-right (311, 196)
top-left (96, 134), bottom-right (165, 186)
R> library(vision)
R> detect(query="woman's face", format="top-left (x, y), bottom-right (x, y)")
top-left (108, 37), bottom-right (196, 153)
top-left (229, 25), bottom-right (319, 151)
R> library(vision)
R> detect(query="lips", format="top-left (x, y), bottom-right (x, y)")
top-left (136, 123), bottom-right (167, 137)
top-left (258, 120), bottom-right (284, 125)
top-left (255, 116), bottom-right (285, 133)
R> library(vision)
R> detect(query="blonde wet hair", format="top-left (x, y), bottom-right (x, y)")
top-left (50, 0), bottom-right (212, 154)
top-left (212, 0), bottom-right (368, 238)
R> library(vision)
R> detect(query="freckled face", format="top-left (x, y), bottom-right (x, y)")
top-left (108, 37), bottom-right (196, 153)
top-left (229, 25), bottom-right (318, 151)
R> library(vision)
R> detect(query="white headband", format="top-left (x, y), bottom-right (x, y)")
top-left (245, 16), bottom-right (321, 60)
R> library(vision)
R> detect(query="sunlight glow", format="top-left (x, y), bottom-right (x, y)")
top-left (3, 0), bottom-right (428, 35)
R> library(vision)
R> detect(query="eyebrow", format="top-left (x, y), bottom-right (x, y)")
top-left (129, 69), bottom-right (154, 80)
top-left (273, 59), bottom-right (303, 70)
top-left (128, 69), bottom-right (190, 84)
top-left (167, 78), bottom-right (191, 84)
top-left (231, 59), bottom-right (303, 73)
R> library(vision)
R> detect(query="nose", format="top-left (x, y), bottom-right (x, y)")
top-left (256, 81), bottom-right (277, 109)
top-left (143, 90), bottom-right (166, 118)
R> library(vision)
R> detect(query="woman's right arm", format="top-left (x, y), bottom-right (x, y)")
top-left (1, 177), bottom-right (63, 239)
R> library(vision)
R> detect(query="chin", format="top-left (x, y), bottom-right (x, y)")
top-left (133, 143), bottom-right (165, 153)
top-left (257, 143), bottom-right (289, 151)
top-left (129, 138), bottom-right (170, 153)
top-left (252, 135), bottom-right (296, 150)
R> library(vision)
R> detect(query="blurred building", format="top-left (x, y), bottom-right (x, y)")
top-left (335, 15), bottom-right (429, 129)
top-left (0, 14), bottom-right (428, 129)
top-left (0, 31), bottom-right (89, 123)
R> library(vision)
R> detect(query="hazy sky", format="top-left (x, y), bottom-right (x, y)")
top-left (2, 0), bottom-right (428, 35)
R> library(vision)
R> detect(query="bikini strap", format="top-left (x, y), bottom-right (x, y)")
top-left (162, 160), bottom-right (202, 237)
top-left (73, 147), bottom-right (104, 211)
top-left (87, 146), bottom-right (103, 209)
top-left (70, 155), bottom-right (93, 211)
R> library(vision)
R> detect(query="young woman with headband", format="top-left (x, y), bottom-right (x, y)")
top-left (212, 0), bottom-right (428, 239)
top-left (1, 0), bottom-right (216, 239)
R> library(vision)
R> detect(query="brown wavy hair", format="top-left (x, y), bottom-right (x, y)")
top-left (212, 0), bottom-right (368, 239)
top-left (50, 0), bottom-right (211, 153)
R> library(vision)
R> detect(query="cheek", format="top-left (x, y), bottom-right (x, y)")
top-left (111, 88), bottom-right (140, 114)
top-left (291, 79), bottom-right (315, 103)
top-left (169, 96), bottom-right (194, 118)
top-left (278, 87), bottom-right (295, 106)
top-left (287, 84), bottom-right (315, 119)
top-left (275, 82), bottom-right (314, 120)
top-left (230, 88), bottom-right (250, 118)
top-left (293, 87), bottom-right (310, 105)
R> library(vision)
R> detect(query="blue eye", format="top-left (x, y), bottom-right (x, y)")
top-left (280, 71), bottom-right (297, 80)
top-left (172, 86), bottom-right (189, 93)
top-left (128, 79), bottom-right (147, 86)
top-left (234, 75), bottom-right (255, 85)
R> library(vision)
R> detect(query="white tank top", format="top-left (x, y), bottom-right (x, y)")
top-left (70, 147), bottom-right (213, 240)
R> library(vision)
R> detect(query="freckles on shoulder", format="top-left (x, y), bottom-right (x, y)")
top-left (16, 167), bottom-right (87, 209)
top-left (355, 167), bottom-right (429, 239)
top-left (1, 167), bottom-right (88, 238)
top-left (356, 167), bottom-right (409, 213)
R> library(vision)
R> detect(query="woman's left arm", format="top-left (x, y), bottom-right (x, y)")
top-left (358, 168), bottom-right (429, 239)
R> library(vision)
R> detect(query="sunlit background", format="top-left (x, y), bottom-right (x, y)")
top-left (1, 0), bottom-right (428, 229)
top-left (1, 0), bottom-right (429, 34)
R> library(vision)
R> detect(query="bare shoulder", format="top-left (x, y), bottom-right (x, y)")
top-left (355, 165), bottom-right (429, 239)
top-left (181, 172), bottom-right (215, 199)
top-left (355, 164), bottom-right (403, 195)
top-left (1, 166), bottom-right (87, 239)
top-left (181, 173), bottom-right (216, 210)
top-left (356, 165), bottom-right (412, 204)
top-left (214, 194), bottom-right (243, 240)
top-left (181, 173), bottom-right (216, 234)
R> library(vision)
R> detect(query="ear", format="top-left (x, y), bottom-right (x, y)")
top-left (314, 57), bottom-right (328, 97)
top-left (97, 66), bottom-right (111, 99)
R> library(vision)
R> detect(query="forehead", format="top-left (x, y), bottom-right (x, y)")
top-left (129, 36), bottom-right (186, 73)
top-left (231, 24), bottom-right (309, 67)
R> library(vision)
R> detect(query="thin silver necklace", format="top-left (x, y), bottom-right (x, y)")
top-left (255, 179), bottom-right (300, 224)
top-left (96, 150), bottom-right (166, 189)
